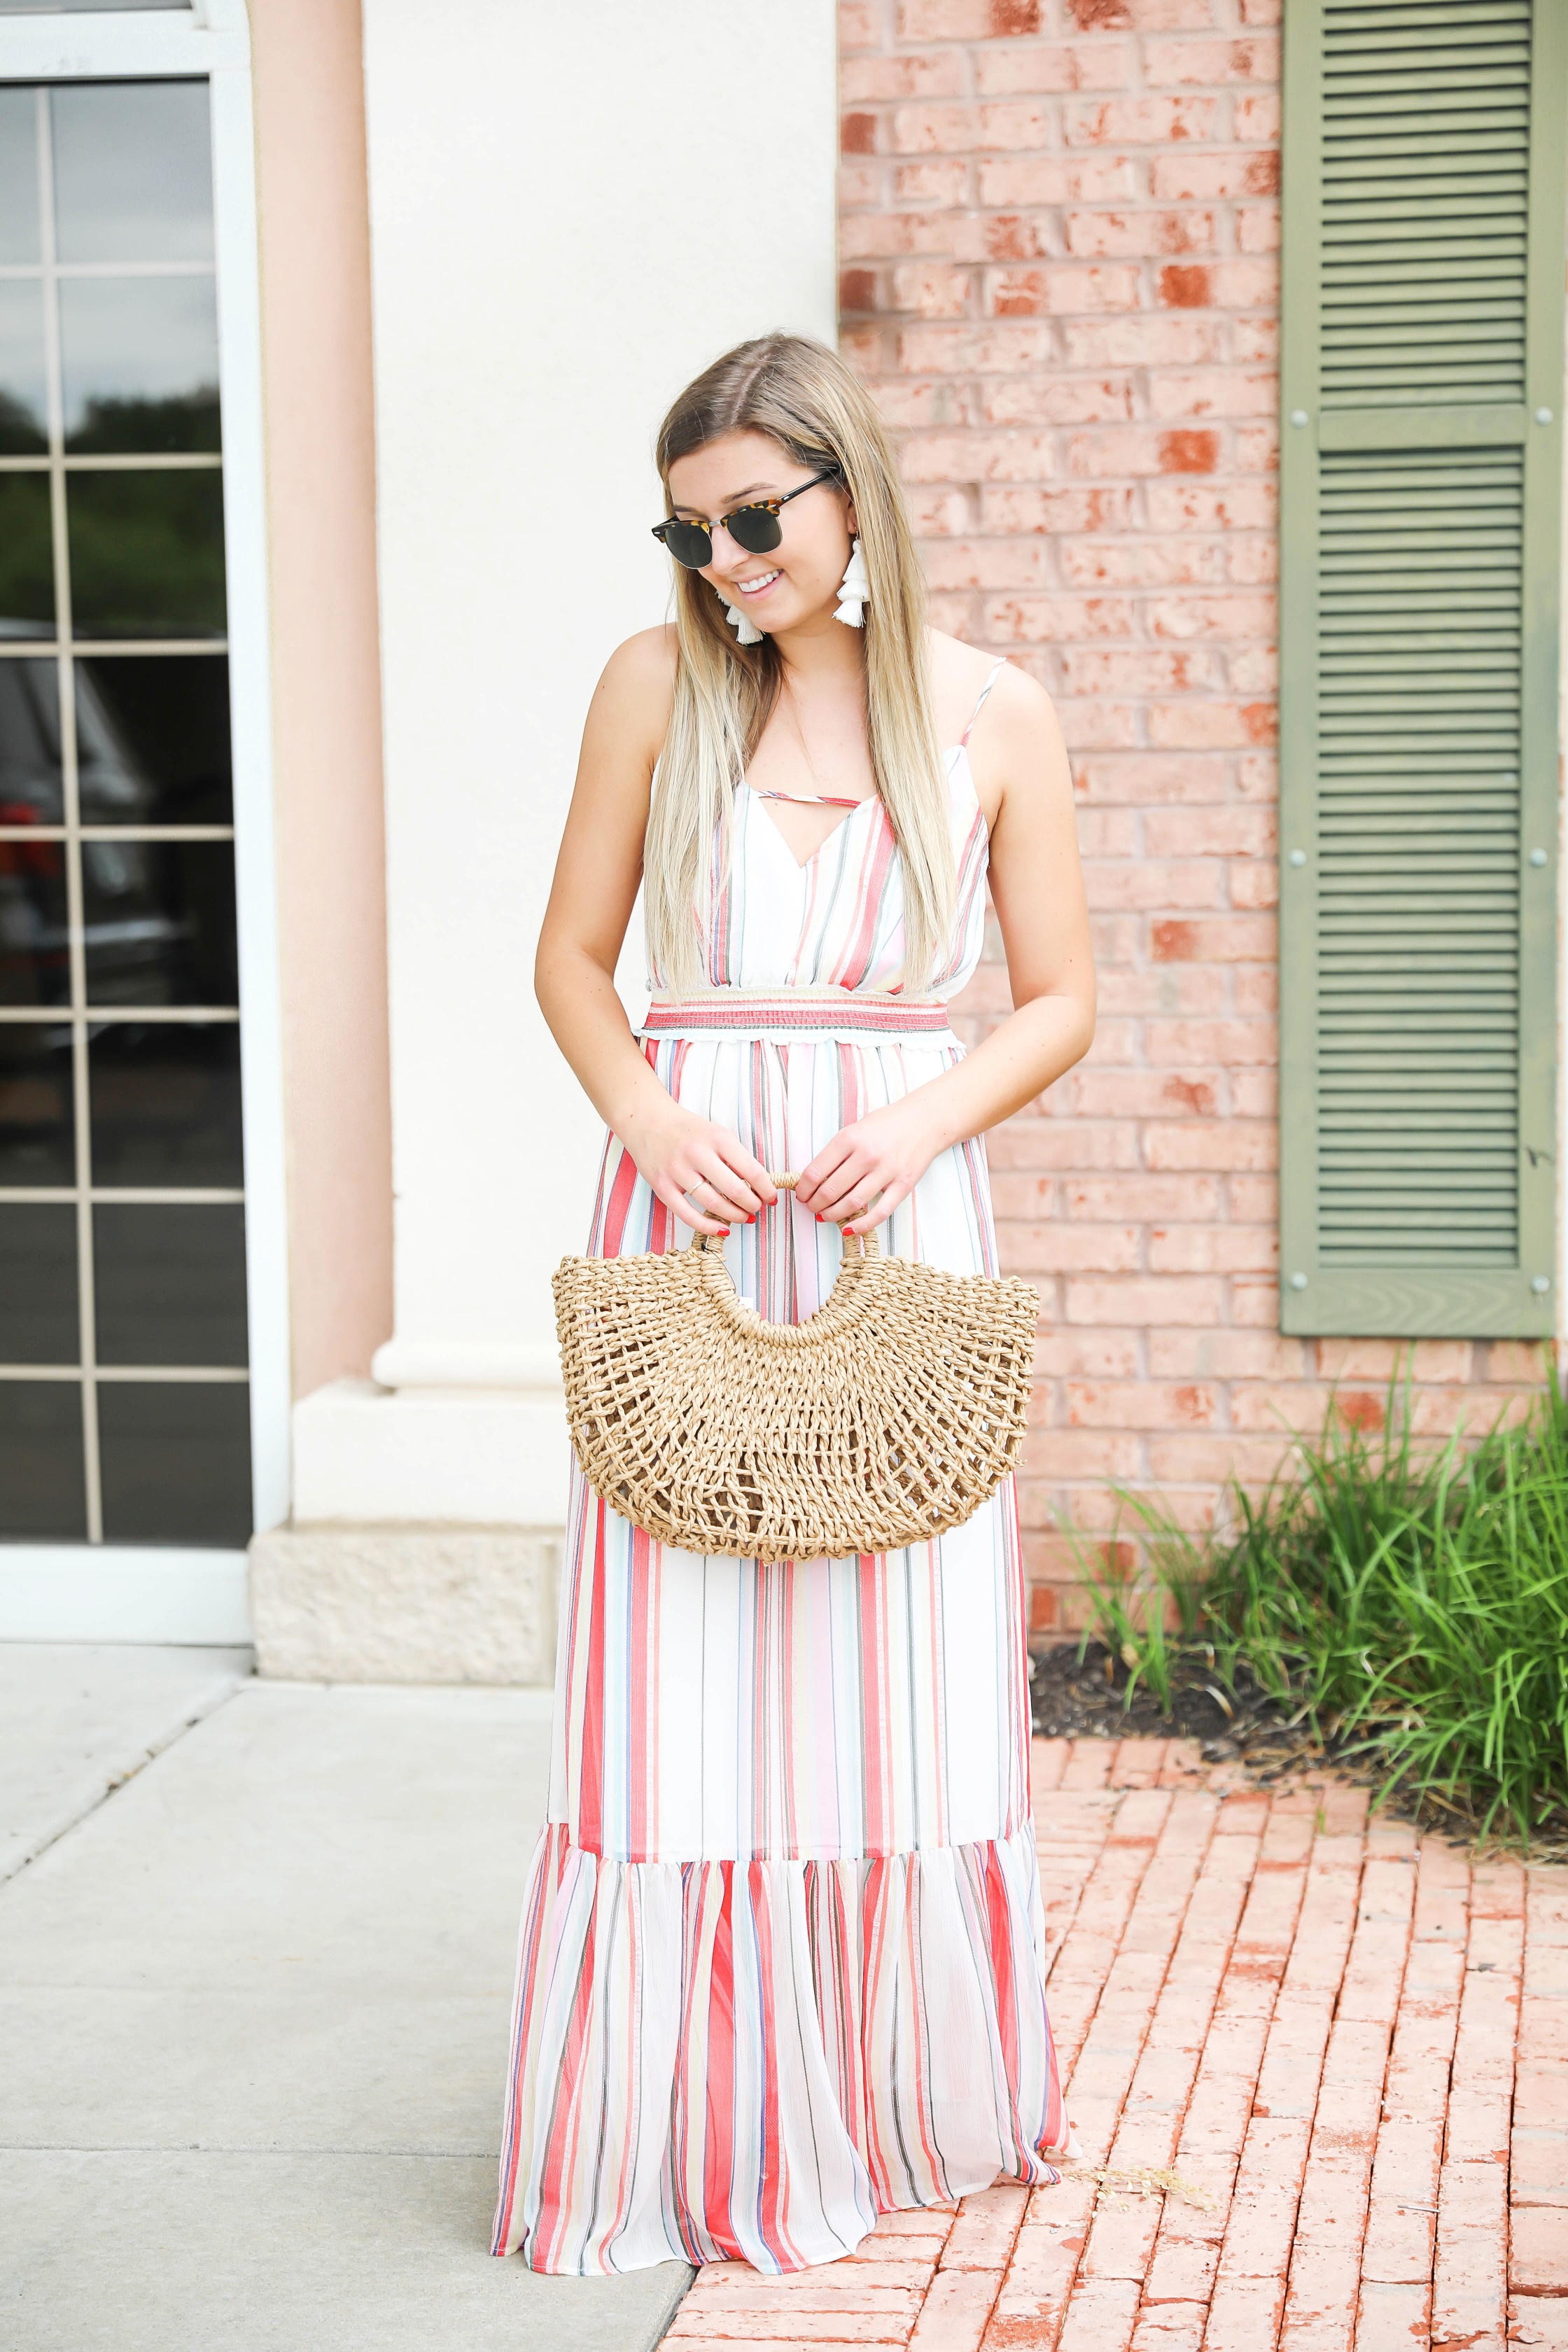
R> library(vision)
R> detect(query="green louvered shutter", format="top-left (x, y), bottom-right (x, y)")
top-left (1278, 0), bottom-right (1566, 1337)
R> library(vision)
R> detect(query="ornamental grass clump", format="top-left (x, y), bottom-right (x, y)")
top-left (1079, 1377), bottom-right (1568, 1848)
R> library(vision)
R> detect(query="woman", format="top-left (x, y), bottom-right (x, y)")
top-left (493, 333), bottom-right (1095, 2276)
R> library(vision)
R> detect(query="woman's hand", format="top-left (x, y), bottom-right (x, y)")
top-left (621, 1102), bottom-right (778, 1238)
top-left (794, 1098), bottom-right (951, 1236)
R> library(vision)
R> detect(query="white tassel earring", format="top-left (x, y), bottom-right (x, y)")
top-left (834, 536), bottom-right (869, 628)
top-left (720, 588), bottom-right (764, 646)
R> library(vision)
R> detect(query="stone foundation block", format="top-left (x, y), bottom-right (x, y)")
top-left (248, 1525), bottom-right (559, 1685)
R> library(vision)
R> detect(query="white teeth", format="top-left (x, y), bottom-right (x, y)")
top-left (736, 570), bottom-right (780, 595)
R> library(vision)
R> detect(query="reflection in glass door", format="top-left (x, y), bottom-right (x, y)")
top-left (0, 78), bottom-right (251, 1546)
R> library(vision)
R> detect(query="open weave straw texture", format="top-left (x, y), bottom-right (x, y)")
top-left (554, 1177), bottom-right (1040, 1561)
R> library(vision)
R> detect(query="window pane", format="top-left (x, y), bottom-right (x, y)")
top-left (52, 84), bottom-right (213, 267)
top-left (77, 655), bottom-right (231, 825)
top-left (90, 1022), bottom-right (241, 1188)
top-left (98, 1380), bottom-right (250, 1547)
top-left (0, 1381), bottom-right (85, 1540)
top-left (0, 657), bottom-right (62, 825)
top-left (93, 1200), bottom-right (247, 1366)
top-left (83, 839), bottom-right (237, 1007)
top-left (0, 279), bottom-right (48, 455)
top-left (0, 87), bottom-right (39, 265)
top-left (62, 276), bottom-right (220, 455)
top-left (0, 1021), bottom-right (73, 1184)
top-left (0, 1203), bottom-right (77, 1361)
top-left (0, 476), bottom-right (55, 634)
top-left (0, 838), bottom-right (69, 1009)
top-left (66, 470), bottom-right (226, 640)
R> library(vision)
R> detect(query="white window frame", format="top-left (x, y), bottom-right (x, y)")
top-left (0, 1), bottom-right (287, 1642)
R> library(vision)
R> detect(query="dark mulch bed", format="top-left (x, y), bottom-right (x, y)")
top-left (1029, 1639), bottom-right (1568, 1861)
top-left (1029, 1639), bottom-right (1319, 1779)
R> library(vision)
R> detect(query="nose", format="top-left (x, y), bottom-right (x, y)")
top-left (706, 519), bottom-right (749, 578)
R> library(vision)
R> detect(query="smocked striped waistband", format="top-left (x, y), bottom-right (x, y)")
top-left (640, 989), bottom-right (957, 1039)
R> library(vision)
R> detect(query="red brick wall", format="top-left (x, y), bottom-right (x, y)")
top-left (838, 0), bottom-right (1548, 1634)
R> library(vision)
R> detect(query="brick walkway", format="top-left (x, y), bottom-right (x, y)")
top-left (665, 1736), bottom-right (1567, 2352)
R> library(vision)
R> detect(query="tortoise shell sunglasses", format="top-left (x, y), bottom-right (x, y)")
top-left (652, 464), bottom-right (842, 570)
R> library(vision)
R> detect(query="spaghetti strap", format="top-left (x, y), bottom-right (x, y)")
top-left (960, 657), bottom-right (1008, 748)
top-left (751, 787), bottom-right (865, 809)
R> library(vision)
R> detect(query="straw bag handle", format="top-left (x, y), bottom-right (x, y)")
top-left (690, 1172), bottom-right (879, 1263)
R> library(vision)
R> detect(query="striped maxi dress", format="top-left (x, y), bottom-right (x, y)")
top-left (493, 659), bottom-right (1073, 2274)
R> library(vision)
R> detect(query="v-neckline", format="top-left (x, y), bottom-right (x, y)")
top-left (743, 785), bottom-right (877, 872)
top-left (741, 743), bottom-right (969, 872)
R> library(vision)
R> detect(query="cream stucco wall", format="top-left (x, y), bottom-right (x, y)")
top-left (288, 0), bottom-right (839, 1541)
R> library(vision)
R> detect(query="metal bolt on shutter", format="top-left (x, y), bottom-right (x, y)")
top-left (1278, 0), bottom-right (1567, 1336)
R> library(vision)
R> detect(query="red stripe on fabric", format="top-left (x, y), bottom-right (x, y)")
top-left (836, 1039), bottom-right (864, 1132)
top-left (859, 1557), bottom-right (888, 1855)
top-left (902, 1871), bottom-right (947, 2196)
top-left (641, 995), bottom-right (952, 1034)
top-left (925, 1543), bottom-right (948, 1850)
top-left (584, 1128), bottom-right (617, 1256)
top-left (703, 1863), bottom-right (743, 2260)
top-left (750, 1570), bottom-right (767, 1859)
top-left (748, 1861), bottom-right (799, 2268)
top-left (626, 1523), bottom-right (652, 1863)
top-left (1041, 1997), bottom-right (1068, 2154)
top-left (600, 1144), bottom-right (639, 1261)
top-left (600, 1884), bottom-right (641, 2253)
top-left (960, 1132), bottom-right (999, 1278)
top-left (646, 1041), bottom-right (687, 1259)
top-left (836, 809), bottom-right (895, 989)
top-left (780, 1562), bottom-right (797, 1858)
top-left (530, 1867), bottom-right (598, 2270)
top-left (576, 1502), bottom-right (607, 1856)
top-left (489, 1822), bottom-right (569, 2253)
top-left (985, 1842), bottom-right (1021, 2087)
top-left (859, 1854), bottom-right (896, 2205)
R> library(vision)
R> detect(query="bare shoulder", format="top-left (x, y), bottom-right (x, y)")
top-left (925, 627), bottom-right (1000, 741)
top-left (984, 657), bottom-right (1060, 737)
top-left (927, 632), bottom-right (1067, 819)
top-left (927, 629), bottom-right (1061, 742)
top-left (596, 623), bottom-right (678, 711)
top-left (566, 626), bottom-right (678, 824)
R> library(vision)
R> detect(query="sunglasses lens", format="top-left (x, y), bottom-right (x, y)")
top-left (729, 507), bottom-right (784, 556)
top-left (661, 522), bottom-right (712, 568)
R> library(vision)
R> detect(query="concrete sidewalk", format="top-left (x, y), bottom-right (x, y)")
top-left (1, 1648), bottom-right (690, 2352)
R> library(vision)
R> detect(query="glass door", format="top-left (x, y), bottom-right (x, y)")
top-left (0, 76), bottom-right (251, 1546)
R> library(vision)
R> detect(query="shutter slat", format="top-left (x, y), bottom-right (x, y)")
top-left (1278, 0), bottom-right (1563, 1335)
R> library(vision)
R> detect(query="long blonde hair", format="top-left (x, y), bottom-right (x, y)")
top-left (645, 333), bottom-right (952, 995)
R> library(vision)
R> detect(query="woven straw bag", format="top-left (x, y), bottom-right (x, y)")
top-left (554, 1175), bottom-right (1039, 1561)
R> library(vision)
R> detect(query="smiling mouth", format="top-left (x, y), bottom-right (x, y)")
top-left (735, 569), bottom-right (781, 597)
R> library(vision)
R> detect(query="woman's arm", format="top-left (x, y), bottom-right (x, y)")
top-left (794, 664), bottom-right (1095, 1233)
top-left (536, 629), bottom-right (776, 1236)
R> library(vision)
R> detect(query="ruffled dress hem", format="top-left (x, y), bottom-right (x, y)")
top-left (492, 1815), bottom-right (1074, 2276)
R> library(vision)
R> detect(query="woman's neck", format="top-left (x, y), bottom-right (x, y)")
top-left (770, 606), bottom-right (868, 693)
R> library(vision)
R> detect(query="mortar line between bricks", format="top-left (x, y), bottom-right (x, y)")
top-left (1100, 1788), bottom-right (1227, 2156)
top-left (1200, 1798), bottom-right (1363, 2352)
top-left (1044, 1788), bottom-right (1178, 2096)
top-left (1437, 1856), bottom-right (1523, 2352)
top-left (1282, 1831), bottom-right (1420, 2348)
top-left (1134, 1842), bottom-right (1268, 2342)
top-left (1356, 1833), bottom-right (1471, 2352)
top-left (972, 1786), bottom-right (1224, 2352)
top-left (1050, 1795), bottom-right (1228, 2346)
top-left (1104, 1795), bottom-right (1238, 2182)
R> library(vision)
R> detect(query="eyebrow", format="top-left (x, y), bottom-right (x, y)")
top-left (670, 480), bottom-right (779, 518)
